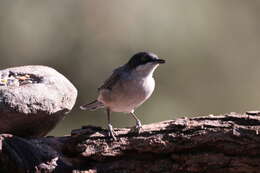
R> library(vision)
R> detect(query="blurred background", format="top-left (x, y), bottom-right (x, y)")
top-left (0, 0), bottom-right (260, 136)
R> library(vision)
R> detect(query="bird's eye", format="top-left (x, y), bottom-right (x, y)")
top-left (141, 56), bottom-right (148, 62)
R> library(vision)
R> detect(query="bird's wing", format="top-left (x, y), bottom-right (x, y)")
top-left (80, 100), bottom-right (104, 111)
top-left (98, 66), bottom-right (124, 91)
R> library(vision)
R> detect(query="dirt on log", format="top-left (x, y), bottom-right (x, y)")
top-left (1, 112), bottom-right (260, 173)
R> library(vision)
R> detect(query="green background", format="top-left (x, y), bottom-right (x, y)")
top-left (0, 1), bottom-right (260, 136)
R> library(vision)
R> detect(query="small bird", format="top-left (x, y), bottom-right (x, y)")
top-left (80, 52), bottom-right (165, 140)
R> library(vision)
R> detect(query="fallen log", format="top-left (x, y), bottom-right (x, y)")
top-left (1, 112), bottom-right (260, 173)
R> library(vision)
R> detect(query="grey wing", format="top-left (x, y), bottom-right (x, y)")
top-left (98, 66), bottom-right (124, 91)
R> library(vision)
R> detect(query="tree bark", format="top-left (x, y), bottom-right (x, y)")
top-left (1, 112), bottom-right (260, 173)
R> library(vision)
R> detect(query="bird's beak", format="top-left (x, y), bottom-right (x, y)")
top-left (155, 59), bottom-right (166, 64)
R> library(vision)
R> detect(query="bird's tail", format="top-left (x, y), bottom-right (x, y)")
top-left (80, 100), bottom-right (105, 111)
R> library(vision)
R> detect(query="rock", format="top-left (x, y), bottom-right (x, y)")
top-left (0, 65), bottom-right (77, 137)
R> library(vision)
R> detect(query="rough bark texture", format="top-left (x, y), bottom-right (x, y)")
top-left (1, 112), bottom-right (260, 173)
top-left (0, 65), bottom-right (77, 137)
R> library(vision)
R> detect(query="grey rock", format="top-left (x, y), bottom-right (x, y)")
top-left (0, 65), bottom-right (77, 137)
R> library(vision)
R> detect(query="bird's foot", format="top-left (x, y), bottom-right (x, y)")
top-left (108, 124), bottom-right (117, 141)
top-left (131, 120), bottom-right (142, 134)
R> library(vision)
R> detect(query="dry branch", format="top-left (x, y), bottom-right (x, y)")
top-left (1, 112), bottom-right (260, 173)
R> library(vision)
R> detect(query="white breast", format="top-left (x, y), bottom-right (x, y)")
top-left (98, 75), bottom-right (155, 113)
top-left (141, 75), bottom-right (155, 100)
top-left (113, 76), bottom-right (155, 113)
top-left (98, 63), bottom-right (158, 113)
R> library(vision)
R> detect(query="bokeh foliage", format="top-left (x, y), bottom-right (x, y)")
top-left (0, 1), bottom-right (260, 135)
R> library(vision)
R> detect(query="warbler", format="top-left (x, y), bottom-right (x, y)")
top-left (80, 52), bottom-right (165, 140)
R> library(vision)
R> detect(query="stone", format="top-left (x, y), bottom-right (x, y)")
top-left (0, 65), bottom-right (77, 137)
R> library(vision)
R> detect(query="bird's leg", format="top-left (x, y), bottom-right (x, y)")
top-left (130, 111), bottom-right (142, 134)
top-left (107, 108), bottom-right (117, 140)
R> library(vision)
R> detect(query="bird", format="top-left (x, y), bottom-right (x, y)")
top-left (80, 52), bottom-right (165, 140)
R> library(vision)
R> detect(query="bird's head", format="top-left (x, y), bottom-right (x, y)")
top-left (127, 52), bottom-right (165, 76)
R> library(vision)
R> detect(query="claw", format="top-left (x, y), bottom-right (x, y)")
top-left (108, 124), bottom-right (117, 140)
top-left (129, 112), bottom-right (143, 134)
top-left (135, 120), bottom-right (142, 133)
top-left (131, 120), bottom-right (142, 134)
